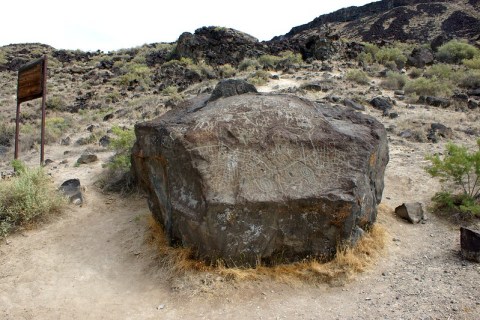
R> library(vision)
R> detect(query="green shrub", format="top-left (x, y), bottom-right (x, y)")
top-left (357, 52), bottom-right (374, 65)
top-left (45, 117), bottom-right (70, 144)
top-left (238, 58), bottom-right (260, 71)
top-left (346, 69), bottom-right (370, 85)
top-left (381, 71), bottom-right (407, 89)
top-left (278, 51), bottom-right (303, 66)
top-left (408, 67), bottom-right (423, 78)
top-left (463, 56), bottom-right (480, 69)
top-left (247, 70), bottom-right (270, 86)
top-left (375, 47), bottom-right (407, 69)
top-left (217, 64), bottom-right (237, 78)
top-left (425, 140), bottom-right (480, 218)
top-left (161, 85), bottom-right (184, 102)
top-left (363, 43), bottom-right (380, 56)
top-left (0, 163), bottom-right (65, 237)
top-left (117, 62), bottom-right (152, 89)
top-left (0, 122), bottom-right (15, 147)
top-left (436, 40), bottom-right (480, 64)
top-left (46, 96), bottom-right (67, 111)
top-left (0, 50), bottom-right (7, 65)
top-left (424, 63), bottom-right (461, 83)
top-left (258, 54), bottom-right (281, 70)
top-left (108, 126), bottom-right (136, 171)
top-left (459, 70), bottom-right (480, 89)
top-left (404, 77), bottom-right (453, 97)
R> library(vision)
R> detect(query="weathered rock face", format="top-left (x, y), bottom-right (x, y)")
top-left (173, 27), bottom-right (268, 66)
top-left (132, 91), bottom-right (389, 266)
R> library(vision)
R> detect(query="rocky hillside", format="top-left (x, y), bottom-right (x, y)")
top-left (276, 0), bottom-right (480, 44)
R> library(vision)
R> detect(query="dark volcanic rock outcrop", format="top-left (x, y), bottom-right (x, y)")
top-left (173, 27), bottom-right (268, 66)
top-left (275, 0), bottom-right (480, 44)
top-left (132, 88), bottom-right (389, 266)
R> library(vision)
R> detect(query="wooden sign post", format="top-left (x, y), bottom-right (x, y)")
top-left (15, 55), bottom-right (48, 165)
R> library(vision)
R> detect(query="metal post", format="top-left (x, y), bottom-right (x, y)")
top-left (40, 55), bottom-right (47, 165)
top-left (14, 101), bottom-right (21, 160)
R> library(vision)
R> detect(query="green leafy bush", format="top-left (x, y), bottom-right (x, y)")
top-left (46, 96), bottom-right (67, 111)
top-left (381, 71), bottom-right (407, 89)
top-left (346, 69), bottom-right (370, 85)
top-left (108, 126), bottom-right (136, 171)
top-left (463, 56), bottom-right (480, 69)
top-left (404, 77), bottom-right (453, 97)
top-left (217, 64), bottom-right (237, 78)
top-left (436, 40), bottom-right (480, 64)
top-left (258, 54), bottom-right (281, 70)
top-left (238, 58), bottom-right (260, 72)
top-left (0, 163), bottom-right (65, 237)
top-left (408, 67), bottom-right (423, 79)
top-left (117, 62), bottom-right (153, 89)
top-left (426, 140), bottom-right (480, 218)
top-left (247, 70), bottom-right (270, 86)
top-left (375, 47), bottom-right (407, 69)
top-left (459, 70), bottom-right (480, 89)
top-left (0, 50), bottom-right (6, 65)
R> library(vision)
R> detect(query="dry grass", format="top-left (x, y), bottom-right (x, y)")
top-left (147, 211), bottom-right (388, 288)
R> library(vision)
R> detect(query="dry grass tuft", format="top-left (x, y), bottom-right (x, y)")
top-left (147, 213), bottom-right (388, 288)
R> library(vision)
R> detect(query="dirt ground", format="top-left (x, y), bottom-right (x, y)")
top-left (1, 74), bottom-right (480, 319)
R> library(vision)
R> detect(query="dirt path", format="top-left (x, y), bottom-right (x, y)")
top-left (1, 142), bottom-right (479, 320)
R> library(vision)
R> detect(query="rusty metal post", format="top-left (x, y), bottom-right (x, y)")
top-left (40, 55), bottom-right (47, 165)
top-left (14, 101), bottom-right (21, 160)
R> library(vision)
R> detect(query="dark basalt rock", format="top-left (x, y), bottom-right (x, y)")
top-left (209, 79), bottom-right (257, 102)
top-left (132, 92), bottom-right (389, 266)
top-left (461, 227), bottom-right (480, 262)
top-left (407, 47), bottom-right (434, 68)
top-left (173, 27), bottom-right (268, 67)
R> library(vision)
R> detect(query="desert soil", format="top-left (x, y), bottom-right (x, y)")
top-left (1, 74), bottom-right (480, 320)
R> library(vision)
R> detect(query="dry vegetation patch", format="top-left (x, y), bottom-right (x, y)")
top-left (146, 210), bottom-right (388, 290)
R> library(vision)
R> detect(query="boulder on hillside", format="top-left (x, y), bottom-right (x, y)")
top-left (407, 47), bottom-right (434, 68)
top-left (132, 91), bottom-right (389, 266)
top-left (173, 27), bottom-right (268, 66)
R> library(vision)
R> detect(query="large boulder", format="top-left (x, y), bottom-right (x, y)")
top-left (173, 27), bottom-right (268, 66)
top-left (132, 90), bottom-right (389, 266)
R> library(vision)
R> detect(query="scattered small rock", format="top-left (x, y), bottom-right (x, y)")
top-left (467, 99), bottom-right (479, 110)
top-left (77, 153), bottom-right (98, 164)
top-left (99, 135), bottom-right (111, 147)
top-left (343, 99), bottom-right (365, 111)
top-left (59, 179), bottom-right (84, 205)
top-left (61, 137), bottom-right (71, 146)
top-left (395, 202), bottom-right (426, 224)
top-left (418, 96), bottom-right (451, 108)
top-left (103, 113), bottom-right (114, 121)
top-left (370, 96), bottom-right (394, 113)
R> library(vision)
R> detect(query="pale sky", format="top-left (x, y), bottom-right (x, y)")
top-left (1, 0), bottom-right (374, 52)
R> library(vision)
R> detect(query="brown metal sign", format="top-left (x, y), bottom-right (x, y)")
top-left (17, 58), bottom-right (45, 103)
top-left (15, 56), bottom-right (48, 165)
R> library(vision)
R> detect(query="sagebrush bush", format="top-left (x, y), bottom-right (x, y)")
top-left (117, 62), bottom-right (152, 89)
top-left (238, 58), bottom-right (260, 71)
top-left (375, 47), bottom-right (407, 69)
top-left (258, 54), bottom-right (281, 70)
top-left (424, 63), bottom-right (461, 83)
top-left (463, 56), bottom-right (480, 69)
top-left (0, 163), bottom-right (65, 237)
top-left (459, 70), bottom-right (480, 89)
top-left (108, 126), bottom-right (136, 172)
top-left (346, 69), bottom-right (370, 85)
top-left (404, 77), bottom-right (453, 97)
top-left (217, 64), bottom-right (237, 78)
top-left (161, 85), bottom-right (184, 102)
top-left (46, 96), bottom-right (67, 111)
top-left (0, 122), bottom-right (15, 147)
top-left (381, 71), bottom-right (407, 89)
top-left (436, 40), bottom-right (480, 64)
top-left (426, 140), bottom-right (480, 218)
top-left (0, 50), bottom-right (6, 64)
top-left (408, 67), bottom-right (423, 78)
top-left (247, 70), bottom-right (270, 86)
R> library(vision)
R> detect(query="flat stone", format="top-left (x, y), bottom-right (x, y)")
top-left (395, 202), bottom-right (425, 224)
